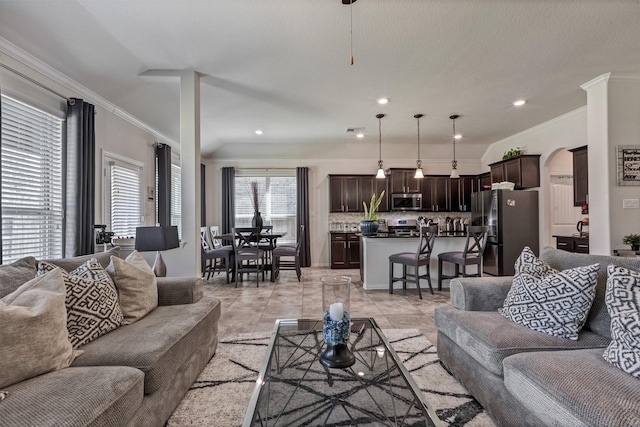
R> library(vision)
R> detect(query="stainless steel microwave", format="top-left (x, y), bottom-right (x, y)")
top-left (391, 193), bottom-right (422, 211)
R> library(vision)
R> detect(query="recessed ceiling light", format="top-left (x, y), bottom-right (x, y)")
top-left (255, 130), bottom-right (263, 135)
top-left (513, 99), bottom-right (526, 106)
top-left (455, 134), bottom-right (462, 140)
top-left (356, 133), bottom-right (364, 138)
top-left (377, 98), bottom-right (389, 105)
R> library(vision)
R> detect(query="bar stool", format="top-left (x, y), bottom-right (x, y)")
top-left (388, 225), bottom-right (438, 299)
top-left (437, 225), bottom-right (489, 290)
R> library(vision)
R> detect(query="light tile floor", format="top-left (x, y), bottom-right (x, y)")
top-left (203, 266), bottom-right (451, 344)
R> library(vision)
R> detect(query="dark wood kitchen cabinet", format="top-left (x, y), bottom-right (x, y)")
top-left (329, 175), bottom-right (361, 213)
top-left (330, 233), bottom-right (361, 269)
top-left (450, 176), bottom-right (476, 212)
top-left (360, 176), bottom-right (389, 212)
top-left (489, 155), bottom-right (540, 189)
top-left (422, 176), bottom-right (449, 212)
top-left (570, 146), bottom-right (588, 206)
top-left (389, 169), bottom-right (422, 193)
top-left (479, 172), bottom-right (492, 191)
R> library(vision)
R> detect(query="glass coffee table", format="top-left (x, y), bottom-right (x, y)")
top-left (243, 318), bottom-right (444, 426)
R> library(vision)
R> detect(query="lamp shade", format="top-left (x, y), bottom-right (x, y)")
top-left (135, 226), bottom-right (179, 252)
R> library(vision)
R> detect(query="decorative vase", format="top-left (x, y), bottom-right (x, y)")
top-left (360, 220), bottom-right (378, 236)
top-left (319, 275), bottom-right (355, 369)
top-left (252, 211), bottom-right (263, 229)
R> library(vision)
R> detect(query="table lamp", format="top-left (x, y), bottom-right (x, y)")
top-left (135, 226), bottom-right (179, 277)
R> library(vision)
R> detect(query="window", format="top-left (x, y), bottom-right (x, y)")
top-left (171, 159), bottom-right (182, 238)
top-left (1, 94), bottom-right (64, 263)
top-left (104, 154), bottom-right (143, 238)
top-left (235, 170), bottom-right (296, 244)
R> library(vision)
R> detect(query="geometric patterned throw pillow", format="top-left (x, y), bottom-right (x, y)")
top-left (37, 259), bottom-right (123, 348)
top-left (499, 247), bottom-right (599, 340)
top-left (603, 265), bottom-right (640, 379)
top-left (501, 246), bottom-right (559, 308)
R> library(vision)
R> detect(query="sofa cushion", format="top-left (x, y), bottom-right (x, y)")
top-left (0, 270), bottom-right (77, 389)
top-left (0, 366), bottom-right (144, 427)
top-left (604, 265), bottom-right (640, 379)
top-left (434, 305), bottom-right (610, 376)
top-left (106, 251), bottom-right (157, 325)
top-left (504, 348), bottom-right (640, 427)
top-left (37, 259), bottom-right (124, 348)
top-left (71, 296), bottom-right (221, 395)
top-left (0, 256), bottom-right (37, 298)
top-left (539, 247), bottom-right (640, 338)
top-left (43, 245), bottom-right (121, 272)
top-left (500, 248), bottom-right (599, 340)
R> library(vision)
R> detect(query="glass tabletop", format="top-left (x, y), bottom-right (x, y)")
top-left (242, 318), bottom-right (443, 427)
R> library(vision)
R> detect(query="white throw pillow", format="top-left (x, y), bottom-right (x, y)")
top-left (603, 265), bottom-right (640, 378)
top-left (106, 251), bottom-right (157, 325)
top-left (37, 259), bottom-right (124, 348)
top-left (0, 269), bottom-right (77, 388)
top-left (499, 247), bottom-right (599, 340)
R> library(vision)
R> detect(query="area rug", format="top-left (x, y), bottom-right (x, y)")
top-left (167, 329), bottom-right (496, 426)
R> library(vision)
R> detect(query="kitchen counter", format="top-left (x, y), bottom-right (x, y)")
top-left (360, 231), bottom-right (468, 238)
top-left (360, 233), bottom-right (469, 291)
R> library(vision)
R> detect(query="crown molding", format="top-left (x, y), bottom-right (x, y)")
top-left (580, 73), bottom-right (611, 90)
top-left (0, 36), bottom-right (177, 146)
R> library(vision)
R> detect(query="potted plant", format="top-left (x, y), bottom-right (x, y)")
top-left (502, 147), bottom-right (523, 160)
top-left (623, 233), bottom-right (640, 251)
top-left (360, 191), bottom-right (385, 236)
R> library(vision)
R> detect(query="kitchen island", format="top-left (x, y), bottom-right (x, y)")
top-left (360, 232), bottom-right (469, 291)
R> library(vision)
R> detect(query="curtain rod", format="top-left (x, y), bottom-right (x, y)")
top-left (0, 63), bottom-right (72, 103)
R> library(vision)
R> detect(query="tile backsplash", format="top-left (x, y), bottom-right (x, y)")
top-left (329, 211), bottom-right (472, 232)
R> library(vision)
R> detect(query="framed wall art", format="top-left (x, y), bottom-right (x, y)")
top-left (617, 145), bottom-right (640, 186)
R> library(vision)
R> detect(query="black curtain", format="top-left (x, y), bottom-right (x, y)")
top-left (156, 143), bottom-right (171, 226)
top-left (297, 167), bottom-right (311, 267)
top-left (221, 167), bottom-right (235, 234)
top-left (65, 99), bottom-right (95, 256)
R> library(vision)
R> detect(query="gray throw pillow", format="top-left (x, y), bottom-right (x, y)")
top-left (106, 251), bottom-right (157, 325)
top-left (603, 265), bottom-right (640, 379)
top-left (0, 256), bottom-right (37, 298)
top-left (500, 247), bottom-right (599, 340)
top-left (0, 269), bottom-right (77, 389)
top-left (38, 259), bottom-right (124, 348)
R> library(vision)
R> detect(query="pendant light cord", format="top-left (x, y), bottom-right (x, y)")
top-left (452, 118), bottom-right (456, 162)
top-left (350, 0), bottom-right (354, 65)
top-left (378, 116), bottom-right (382, 164)
top-left (417, 117), bottom-right (421, 161)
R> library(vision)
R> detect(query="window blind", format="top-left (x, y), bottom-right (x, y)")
top-left (1, 94), bottom-right (64, 263)
top-left (171, 163), bottom-right (182, 238)
top-left (107, 161), bottom-right (142, 238)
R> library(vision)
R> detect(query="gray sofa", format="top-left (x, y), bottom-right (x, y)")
top-left (0, 247), bottom-right (221, 427)
top-left (434, 247), bottom-right (640, 426)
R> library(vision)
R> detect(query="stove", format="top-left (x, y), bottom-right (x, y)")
top-left (387, 218), bottom-right (419, 235)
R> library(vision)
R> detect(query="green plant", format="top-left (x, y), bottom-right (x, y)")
top-left (623, 233), bottom-right (640, 247)
top-left (502, 147), bottom-right (523, 160)
top-left (363, 191), bottom-right (385, 221)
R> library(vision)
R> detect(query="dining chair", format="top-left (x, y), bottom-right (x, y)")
top-left (437, 225), bottom-right (489, 290)
top-left (231, 227), bottom-right (265, 287)
top-left (388, 225), bottom-right (438, 299)
top-left (272, 224), bottom-right (305, 282)
top-left (200, 227), bottom-right (233, 283)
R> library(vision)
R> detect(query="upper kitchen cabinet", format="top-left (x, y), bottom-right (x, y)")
top-left (569, 146), bottom-right (588, 206)
top-left (479, 172), bottom-right (492, 191)
top-left (329, 175), bottom-right (361, 213)
top-left (450, 176), bottom-right (476, 212)
top-left (389, 169), bottom-right (422, 193)
top-left (422, 176), bottom-right (449, 212)
top-left (489, 155), bottom-right (541, 189)
top-left (360, 176), bottom-right (389, 212)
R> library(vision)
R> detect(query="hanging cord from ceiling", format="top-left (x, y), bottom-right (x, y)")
top-left (342, 0), bottom-right (358, 65)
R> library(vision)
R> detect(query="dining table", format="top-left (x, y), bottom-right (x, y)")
top-left (219, 231), bottom-right (287, 282)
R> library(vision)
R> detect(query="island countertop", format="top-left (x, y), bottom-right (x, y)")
top-left (358, 231), bottom-right (468, 238)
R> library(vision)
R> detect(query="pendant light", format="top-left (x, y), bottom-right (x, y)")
top-left (449, 114), bottom-right (460, 179)
top-left (414, 114), bottom-right (424, 179)
top-left (376, 113), bottom-right (386, 178)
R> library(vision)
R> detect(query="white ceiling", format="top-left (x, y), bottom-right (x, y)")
top-left (1, 0), bottom-right (639, 160)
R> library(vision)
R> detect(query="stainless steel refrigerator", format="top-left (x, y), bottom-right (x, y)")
top-left (471, 190), bottom-right (539, 276)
